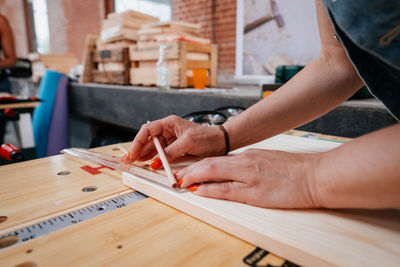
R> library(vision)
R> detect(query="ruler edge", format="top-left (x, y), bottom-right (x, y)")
top-left (0, 189), bottom-right (138, 237)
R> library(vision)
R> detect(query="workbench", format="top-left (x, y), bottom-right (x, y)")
top-left (0, 138), bottom-right (287, 266)
top-left (68, 82), bottom-right (397, 138)
top-left (1, 131), bottom-right (399, 266)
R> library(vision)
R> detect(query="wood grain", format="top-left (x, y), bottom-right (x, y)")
top-left (123, 134), bottom-right (400, 267)
top-left (0, 198), bottom-right (255, 267)
top-left (0, 144), bottom-right (129, 233)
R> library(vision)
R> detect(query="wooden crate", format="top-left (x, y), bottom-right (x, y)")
top-left (89, 47), bottom-right (130, 85)
top-left (129, 41), bottom-right (218, 88)
top-left (29, 53), bottom-right (79, 82)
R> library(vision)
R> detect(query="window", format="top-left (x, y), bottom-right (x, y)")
top-left (114, 0), bottom-right (172, 21)
top-left (27, 0), bottom-right (50, 53)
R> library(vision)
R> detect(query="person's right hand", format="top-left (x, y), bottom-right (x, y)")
top-left (123, 115), bottom-right (226, 164)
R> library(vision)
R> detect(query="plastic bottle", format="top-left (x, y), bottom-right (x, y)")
top-left (156, 44), bottom-right (170, 90)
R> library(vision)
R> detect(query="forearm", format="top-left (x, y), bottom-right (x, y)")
top-left (0, 57), bottom-right (16, 69)
top-left (311, 124), bottom-right (400, 209)
top-left (224, 57), bottom-right (364, 150)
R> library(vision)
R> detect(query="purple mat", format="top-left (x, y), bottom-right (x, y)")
top-left (46, 75), bottom-right (70, 156)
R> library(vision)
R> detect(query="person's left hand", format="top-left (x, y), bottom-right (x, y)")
top-left (175, 148), bottom-right (321, 209)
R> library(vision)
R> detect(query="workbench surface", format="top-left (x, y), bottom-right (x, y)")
top-left (0, 141), bottom-right (290, 266)
top-left (1, 131), bottom-right (399, 267)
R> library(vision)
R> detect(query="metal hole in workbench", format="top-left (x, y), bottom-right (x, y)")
top-left (0, 235), bottom-right (19, 248)
top-left (57, 171), bottom-right (70, 176)
top-left (0, 216), bottom-right (7, 224)
top-left (82, 186), bottom-right (97, 192)
top-left (112, 147), bottom-right (119, 151)
top-left (117, 245), bottom-right (123, 249)
top-left (26, 249), bottom-right (33, 254)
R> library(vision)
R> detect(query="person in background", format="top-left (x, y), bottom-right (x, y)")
top-left (0, 14), bottom-right (17, 144)
top-left (124, 0), bottom-right (400, 209)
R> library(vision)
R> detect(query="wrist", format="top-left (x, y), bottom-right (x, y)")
top-left (304, 153), bottom-right (324, 208)
top-left (218, 125), bottom-right (230, 155)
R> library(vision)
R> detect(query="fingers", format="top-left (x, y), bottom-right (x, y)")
top-left (128, 122), bottom-right (160, 162)
top-left (189, 181), bottom-right (249, 202)
top-left (128, 116), bottom-right (179, 162)
top-left (177, 156), bottom-right (245, 188)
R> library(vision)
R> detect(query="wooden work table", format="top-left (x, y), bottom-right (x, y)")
top-left (0, 138), bottom-right (293, 266)
top-left (0, 131), bottom-right (399, 267)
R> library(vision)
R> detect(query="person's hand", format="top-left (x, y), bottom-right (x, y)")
top-left (124, 115), bottom-right (226, 164)
top-left (176, 148), bottom-right (321, 209)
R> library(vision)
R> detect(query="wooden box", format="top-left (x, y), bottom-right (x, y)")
top-left (129, 41), bottom-right (218, 88)
top-left (90, 47), bottom-right (130, 85)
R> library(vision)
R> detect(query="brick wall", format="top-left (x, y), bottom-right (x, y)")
top-left (0, 0), bottom-right (237, 79)
top-left (172, 0), bottom-right (236, 77)
top-left (0, 0), bottom-right (30, 58)
top-left (46, 0), bottom-right (105, 61)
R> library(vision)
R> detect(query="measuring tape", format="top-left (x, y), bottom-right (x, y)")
top-left (0, 191), bottom-right (147, 249)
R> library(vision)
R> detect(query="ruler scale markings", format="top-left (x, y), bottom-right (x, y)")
top-left (0, 191), bottom-right (147, 249)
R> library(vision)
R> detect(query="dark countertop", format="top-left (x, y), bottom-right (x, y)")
top-left (69, 83), bottom-right (261, 129)
top-left (69, 82), bottom-right (397, 138)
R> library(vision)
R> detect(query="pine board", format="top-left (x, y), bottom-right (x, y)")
top-left (0, 198), bottom-right (256, 267)
top-left (0, 144), bottom-right (130, 234)
top-left (123, 134), bottom-right (400, 267)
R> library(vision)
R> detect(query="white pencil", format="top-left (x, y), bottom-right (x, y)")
top-left (152, 135), bottom-right (177, 188)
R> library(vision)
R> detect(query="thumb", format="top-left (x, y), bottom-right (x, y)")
top-left (190, 181), bottom-right (246, 201)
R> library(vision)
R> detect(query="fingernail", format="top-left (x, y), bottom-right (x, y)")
top-left (177, 178), bottom-right (183, 188)
top-left (121, 154), bottom-right (128, 162)
top-left (174, 171), bottom-right (179, 178)
top-left (188, 184), bottom-right (199, 192)
top-left (149, 157), bottom-right (162, 170)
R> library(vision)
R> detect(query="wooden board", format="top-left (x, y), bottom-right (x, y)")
top-left (123, 134), bottom-right (400, 267)
top-left (0, 101), bottom-right (40, 110)
top-left (90, 47), bottom-right (130, 85)
top-left (0, 144), bottom-right (130, 234)
top-left (107, 10), bottom-right (159, 23)
top-left (0, 141), bottom-right (292, 266)
top-left (79, 35), bottom-right (97, 83)
top-left (0, 198), bottom-right (257, 267)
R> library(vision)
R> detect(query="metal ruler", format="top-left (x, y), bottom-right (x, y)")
top-left (0, 191), bottom-right (147, 249)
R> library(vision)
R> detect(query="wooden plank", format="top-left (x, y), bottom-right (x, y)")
top-left (179, 42), bottom-right (187, 87)
top-left (107, 10), bottom-right (158, 22)
top-left (92, 70), bottom-right (128, 84)
top-left (129, 42), bottom-right (180, 61)
top-left (141, 20), bottom-right (201, 31)
top-left (122, 134), bottom-right (400, 267)
top-left (186, 60), bottom-right (211, 69)
top-left (0, 198), bottom-right (257, 266)
top-left (96, 40), bottom-right (136, 50)
top-left (210, 44), bottom-right (218, 87)
top-left (0, 102), bottom-right (40, 110)
top-left (92, 48), bottom-right (127, 62)
top-left (80, 35), bottom-right (97, 83)
top-left (0, 144), bottom-right (130, 233)
top-left (130, 67), bottom-right (180, 87)
top-left (186, 42), bottom-right (211, 53)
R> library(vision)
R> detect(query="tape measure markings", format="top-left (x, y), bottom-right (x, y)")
top-left (0, 191), bottom-right (147, 249)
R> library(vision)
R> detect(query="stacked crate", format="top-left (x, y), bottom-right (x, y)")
top-left (129, 41), bottom-right (217, 88)
top-left (81, 11), bottom-right (158, 85)
top-left (129, 21), bottom-right (217, 88)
